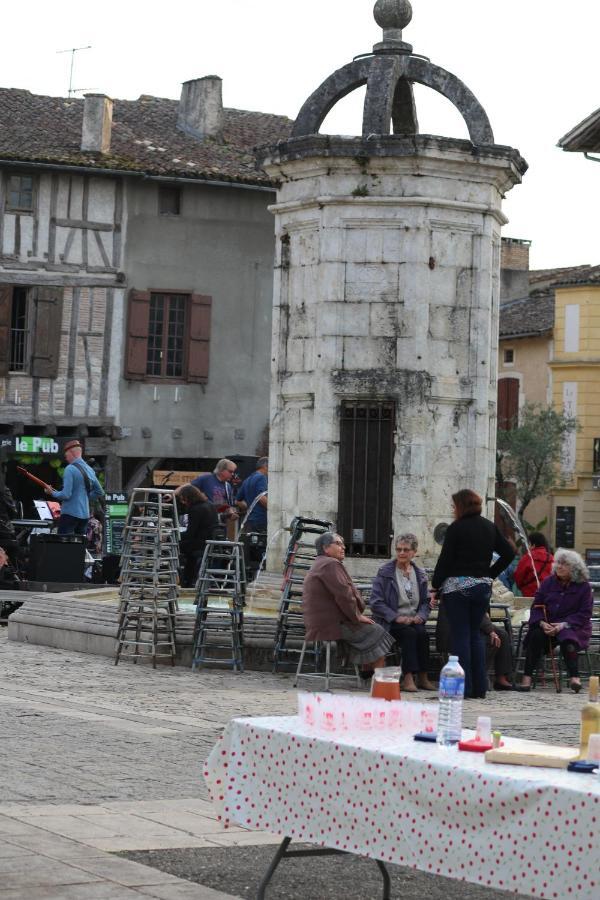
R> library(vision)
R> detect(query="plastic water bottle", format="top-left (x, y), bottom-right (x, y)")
top-left (436, 655), bottom-right (465, 748)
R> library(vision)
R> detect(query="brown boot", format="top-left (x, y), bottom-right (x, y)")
top-left (402, 673), bottom-right (418, 692)
top-left (417, 673), bottom-right (436, 691)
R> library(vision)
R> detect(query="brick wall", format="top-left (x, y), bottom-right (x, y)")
top-left (501, 238), bottom-right (530, 272)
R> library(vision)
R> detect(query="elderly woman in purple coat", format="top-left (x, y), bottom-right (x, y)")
top-left (370, 533), bottom-right (435, 692)
top-left (519, 548), bottom-right (593, 693)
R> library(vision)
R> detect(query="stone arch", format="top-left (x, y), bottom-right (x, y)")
top-left (292, 54), bottom-right (494, 145)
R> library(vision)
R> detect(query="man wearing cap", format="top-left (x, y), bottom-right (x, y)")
top-left (45, 440), bottom-right (104, 536)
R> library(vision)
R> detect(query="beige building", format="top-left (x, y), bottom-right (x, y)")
top-left (498, 239), bottom-right (600, 552)
top-left (498, 240), bottom-right (554, 532)
top-left (550, 274), bottom-right (600, 555)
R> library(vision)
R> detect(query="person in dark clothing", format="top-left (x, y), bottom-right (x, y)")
top-left (519, 548), bottom-right (592, 693)
top-left (0, 462), bottom-right (19, 568)
top-left (436, 604), bottom-right (513, 690)
top-left (370, 533), bottom-right (435, 692)
top-left (431, 488), bottom-right (515, 698)
top-left (237, 457), bottom-right (268, 580)
top-left (178, 485), bottom-right (219, 587)
top-left (0, 546), bottom-right (19, 589)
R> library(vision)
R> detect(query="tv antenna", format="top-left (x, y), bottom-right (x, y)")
top-left (57, 45), bottom-right (92, 98)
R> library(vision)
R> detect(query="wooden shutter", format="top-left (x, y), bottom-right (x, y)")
top-left (0, 285), bottom-right (11, 377)
top-left (125, 290), bottom-right (150, 379)
top-left (187, 293), bottom-right (211, 383)
top-left (497, 377), bottom-right (519, 430)
top-left (31, 286), bottom-right (63, 378)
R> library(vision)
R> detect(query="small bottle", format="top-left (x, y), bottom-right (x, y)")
top-left (579, 676), bottom-right (600, 759)
top-left (437, 655), bottom-right (465, 748)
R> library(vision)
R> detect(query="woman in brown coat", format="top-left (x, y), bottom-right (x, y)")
top-left (302, 532), bottom-right (394, 672)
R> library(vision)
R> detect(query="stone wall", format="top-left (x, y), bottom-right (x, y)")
top-left (263, 135), bottom-right (525, 572)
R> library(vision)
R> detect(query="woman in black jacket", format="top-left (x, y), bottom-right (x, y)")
top-left (178, 485), bottom-right (219, 587)
top-left (431, 489), bottom-right (515, 698)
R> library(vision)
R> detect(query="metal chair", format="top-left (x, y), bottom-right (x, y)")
top-left (293, 639), bottom-right (361, 690)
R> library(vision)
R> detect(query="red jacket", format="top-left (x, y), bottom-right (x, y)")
top-left (514, 547), bottom-right (554, 597)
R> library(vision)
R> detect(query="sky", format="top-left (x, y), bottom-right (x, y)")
top-left (4, 0), bottom-right (600, 270)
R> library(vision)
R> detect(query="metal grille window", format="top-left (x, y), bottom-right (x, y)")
top-left (7, 175), bottom-right (34, 212)
top-left (146, 293), bottom-right (187, 378)
top-left (9, 287), bottom-right (29, 371)
top-left (338, 400), bottom-right (395, 557)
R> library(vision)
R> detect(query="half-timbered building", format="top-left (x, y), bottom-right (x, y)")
top-left (0, 79), bottom-right (290, 499)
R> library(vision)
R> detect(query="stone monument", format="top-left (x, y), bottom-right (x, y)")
top-left (260, 0), bottom-right (527, 574)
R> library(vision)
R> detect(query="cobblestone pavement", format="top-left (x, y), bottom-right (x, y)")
top-left (0, 629), bottom-right (592, 898)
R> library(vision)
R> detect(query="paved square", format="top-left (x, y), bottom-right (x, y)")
top-left (0, 629), bottom-right (591, 897)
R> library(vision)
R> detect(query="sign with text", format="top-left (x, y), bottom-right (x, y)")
top-left (152, 471), bottom-right (202, 487)
top-left (104, 493), bottom-right (129, 557)
top-left (3, 435), bottom-right (70, 455)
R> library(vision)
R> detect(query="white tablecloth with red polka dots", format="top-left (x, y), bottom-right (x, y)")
top-left (204, 715), bottom-right (600, 900)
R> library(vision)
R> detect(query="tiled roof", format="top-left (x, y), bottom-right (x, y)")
top-left (0, 88), bottom-right (293, 187)
top-left (558, 106), bottom-right (600, 152)
top-left (551, 265), bottom-right (600, 286)
top-left (529, 264), bottom-right (595, 286)
top-left (500, 290), bottom-right (554, 340)
top-left (500, 264), bottom-right (600, 339)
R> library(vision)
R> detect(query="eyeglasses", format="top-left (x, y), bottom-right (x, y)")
top-left (396, 547), bottom-right (413, 553)
top-left (332, 540), bottom-right (345, 547)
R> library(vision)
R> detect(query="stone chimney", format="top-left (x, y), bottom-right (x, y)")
top-left (500, 237), bottom-right (531, 301)
top-left (81, 94), bottom-right (113, 153)
top-left (177, 76), bottom-right (223, 140)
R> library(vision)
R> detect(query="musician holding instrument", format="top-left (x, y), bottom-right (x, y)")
top-left (44, 440), bottom-right (104, 536)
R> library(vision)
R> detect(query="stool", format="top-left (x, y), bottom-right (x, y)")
top-left (293, 640), bottom-right (361, 690)
top-left (191, 540), bottom-right (246, 671)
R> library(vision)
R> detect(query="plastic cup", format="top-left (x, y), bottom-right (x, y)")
top-left (476, 715), bottom-right (492, 743)
top-left (587, 733), bottom-right (600, 763)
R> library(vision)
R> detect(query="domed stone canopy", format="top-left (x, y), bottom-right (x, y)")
top-left (292, 0), bottom-right (493, 144)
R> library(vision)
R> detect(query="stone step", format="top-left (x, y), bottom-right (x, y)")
top-left (8, 595), bottom-right (293, 671)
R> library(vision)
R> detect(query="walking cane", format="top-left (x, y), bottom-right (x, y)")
top-left (533, 602), bottom-right (561, 694)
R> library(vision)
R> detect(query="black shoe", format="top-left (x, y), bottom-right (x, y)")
top-left (515, 685), bottom-right (531, 692)
top-left (570, 680), bottom-right (582, 694)
top-left (493, 682), bottom-right (515, 691)
top-left (359, 669), bottom-right (374, 681)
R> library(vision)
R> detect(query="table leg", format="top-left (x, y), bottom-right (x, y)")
top-left (256, 836), bottom-right (291, 900)
top-left (376, 858), bottom-right (392, 900)
top-left (255, 836), bottom-right (392, 899)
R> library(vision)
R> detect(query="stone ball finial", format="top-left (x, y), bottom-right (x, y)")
top-left (373, 0), bottom-right (413, 31)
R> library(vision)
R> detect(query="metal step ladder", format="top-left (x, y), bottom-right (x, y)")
top-left (272, 517), bottom-right (333, 672)
top-left (115, 489), bottom-right (180, 668)
top-left (191, 540), bottom-right (246, 671)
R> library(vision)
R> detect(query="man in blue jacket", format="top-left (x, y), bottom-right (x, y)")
top-left (45, 440), bottom-right (104, 535)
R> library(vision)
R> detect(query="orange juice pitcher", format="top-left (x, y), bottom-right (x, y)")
top-left (371, 666), bottom-right (401, 701)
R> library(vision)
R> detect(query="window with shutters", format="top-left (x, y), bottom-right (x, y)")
top-left (124, 290), bottom-right (211, 383)
top-left (0, 285), bottom-right (63, 378)
top-left (6, 175), bottom-right (34, 212)
top-left (497, 377), bottom-right (519, 431)
top-left (337, 400), bottom-right (395, 557)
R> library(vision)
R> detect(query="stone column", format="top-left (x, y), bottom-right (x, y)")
top-left (263, 135), bottom-right (525, 574)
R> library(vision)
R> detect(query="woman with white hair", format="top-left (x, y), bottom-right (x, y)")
top-left (519, 548), bottom-right (593, 693)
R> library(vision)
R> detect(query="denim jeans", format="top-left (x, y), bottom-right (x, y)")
top-left (57, 514), bottom-right (88, 536)
top-left (443, 582), bottom-right (492, 698)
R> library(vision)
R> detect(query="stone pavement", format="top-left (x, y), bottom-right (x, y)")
top-left (0, 629), bottom-right (592, 898)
